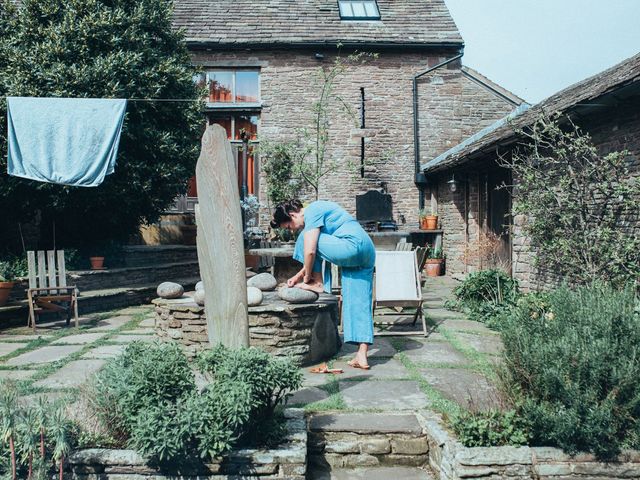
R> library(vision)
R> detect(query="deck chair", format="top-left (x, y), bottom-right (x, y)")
top-left (27, 250), bottom-right (79, 331)
top-left (415, 246), bottom-right (429, 287)
top-left (395, 241), bottom-right (413, 251)
top-left (373, 250), bottom-right (426, 337)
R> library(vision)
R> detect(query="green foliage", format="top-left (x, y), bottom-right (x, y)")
top-left (0, 256), bottom-right (27, 282)
top-left (500, 284), bottom-right (640, 459)
top-left (452, 269), bottom-right (519, 328)
top-left (196, 344), bottom-right (303, 445)
top-left (451, 409), bottom-right (530, 447)
top-left (0, 0), bottom-right (203, 251)
top-left (501, 114), bottom-right (640, 287)
top-left (87, 342), bottom-right (301, 466)
top-left (259, 141), bottom-right (303, 206)
top-left (427, 246), bottom-right (443, 259)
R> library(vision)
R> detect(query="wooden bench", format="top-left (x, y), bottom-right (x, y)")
top-left (27, 250), bottom-right (79, 331)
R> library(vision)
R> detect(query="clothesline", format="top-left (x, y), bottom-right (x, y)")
top-left (2, 96), bottom-right (201, 102)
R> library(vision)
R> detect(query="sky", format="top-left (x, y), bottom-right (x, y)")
top-left (444, 0), bottom-right (640, 104)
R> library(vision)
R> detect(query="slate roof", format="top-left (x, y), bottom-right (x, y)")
top-left (173, 0), bottom-right (463, 49)
top-left (422, 52), bottom-right (640, 174)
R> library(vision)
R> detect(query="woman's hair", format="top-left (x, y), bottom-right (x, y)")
top-left (270, 199), bottom-right (303, 228)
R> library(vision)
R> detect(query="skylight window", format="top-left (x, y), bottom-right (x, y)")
top-left (338, 1), bottom-right (381, 20)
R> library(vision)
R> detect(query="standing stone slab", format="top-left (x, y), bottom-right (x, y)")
top-left (196, 124), bottom-right (249, 348)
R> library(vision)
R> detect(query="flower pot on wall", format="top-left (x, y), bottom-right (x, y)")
top-left (0, 281), bottom-right (15, 307)
top-left (90, 256), bottom-right (105, 270)
top-left (425, 259), bottom-right (443, 277)
top-left (419, 217), bottom-right (429, 230)
top-left (425, 215), bottom-right (438, 230)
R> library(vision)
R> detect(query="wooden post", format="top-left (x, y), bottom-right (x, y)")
top-left (195, 124), bottom-right (249, 348)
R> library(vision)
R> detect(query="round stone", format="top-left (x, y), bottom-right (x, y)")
top-left (157, 282), bottom-right (184, 299)
top-left (195, 281), bottom-right (204, 291)
top-left (193, 289), bottom-right (205, 306)
top-left (247, 272), bottom-right (278, 291)
top-left (247, 286), bottom-right (263, 306)
top-left (277, 287), bottom-right (319, 304)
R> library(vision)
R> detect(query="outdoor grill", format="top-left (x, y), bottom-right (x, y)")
top-left (355, 190), bottom-right (398, 232)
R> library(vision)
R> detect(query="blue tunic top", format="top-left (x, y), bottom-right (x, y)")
top-left (301, 200), bottom-right (355, 235)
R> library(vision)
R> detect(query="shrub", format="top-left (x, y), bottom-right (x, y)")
top-left (197, 345), bottom-right (303, 445)
top-left (500, 284), bottom-right (640, 459)
top-left (452, 269), bottom-right (519, 328)
top-left (450, 409), bottom-right (530, 447)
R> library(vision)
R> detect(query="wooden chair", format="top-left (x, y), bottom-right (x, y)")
top-left (259, 239), bottom-right (281, 274)
top-left (415, 246), bottom-right (429, 287)
top-left (27, 250), bottom-right (79, 331)
top-left (373, 250), bottom-right (426, 337)
top-left (395, 241), bottom-right (413, 251)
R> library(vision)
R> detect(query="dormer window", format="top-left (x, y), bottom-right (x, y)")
top-left (338, 1), bottom-right (381, 20)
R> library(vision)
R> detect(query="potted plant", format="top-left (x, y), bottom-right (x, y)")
top-left (0, 256), bottom-right (27, 307)
top-left (418, 209), bottom-right (429, 230)
top-left (425, 246), bottom-right (444, 277)
top-left (425, 208), bottom-right (438, 230)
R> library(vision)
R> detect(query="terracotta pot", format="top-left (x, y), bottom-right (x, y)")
top-left (425, 215), bottom-right (438, 230)
top-left (90, 256), bottom-right (105, 270)
top-left (424, 259), bottom-right (443, 277)
top-left (244, 253), bottom-right (260, 270)
top-left (0, 281), bottom-right (15, 307)
top-left (419, 217), bottom-right (429, 230)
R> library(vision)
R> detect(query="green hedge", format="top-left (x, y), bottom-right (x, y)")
top-left (500, 284), bottom-right (640, 459)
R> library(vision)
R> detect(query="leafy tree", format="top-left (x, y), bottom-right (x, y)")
top-left (501, 114), bottom-right (640, 287)
top-left (0, 0), bottom-right (203, 250)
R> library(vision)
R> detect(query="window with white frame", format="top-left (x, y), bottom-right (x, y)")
top-left (194, 70), bottom-right (260, 104)
top-left (338, 0), bottom-right (380, 20)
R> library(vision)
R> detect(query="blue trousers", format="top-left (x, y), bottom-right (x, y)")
top-left (294, 223), bottom-right (375, 344)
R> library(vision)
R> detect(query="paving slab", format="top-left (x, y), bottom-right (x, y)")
top-left (338, 337), bottom-right (397, 358)
top-left (109, 334), bottom-right (154, 344)
top-left (453, 332), bottom-right (503, 355)
top-left (397, 339), bottom-right (469, 366)
top-left (309, 412), bottom-right (422, 434)
top-left (287, 386), bottom-right (330, 406)
top-left (81, 345), bottom-right (126, 360)
top-left (438, 318), bottom-right (495, 334)
top-left (0, 342), bottom-right (28, 357)
top-left (92, 315), bottom-right (132, 331)
top-left (117, 328), bottom-right (154, 335)
top-left (6, 345), bottom-right (84, 366)
top-left (117, 307), bottom-right (147, 315)
top-left (310, 466), bottom-right (434, 480)
top-left (302, 369), bottom-right (336, 388)
top-left (35, 317), bottom-right (92, 330)
top-left (51, 332), bottom-right (109, 345)
top-left (339, 380), bottom-right (429, 410)
top-left (0, 369), bottom-right (38, 381)
top-left (0, 334), bottom-right (52, 342)
top-left (32, 359), bottom-right (106, 389)
top-left (417, 367), bottom-right (503, 411)
top-left (331, 358), bottom-right (409, 379)
top-left (139, 317), bottom-right (156, 328)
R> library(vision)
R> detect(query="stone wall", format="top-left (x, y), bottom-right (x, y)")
top-left (191, 49), bottom-right (518, 230)
top-left (67, 409), bottom-right (307, 479)
top-left (421, 411), bottom-right (640, 479)
top-left (153, 292), bottom-right (340, 365)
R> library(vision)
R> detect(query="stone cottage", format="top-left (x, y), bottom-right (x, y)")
top-left (421, 52), bottom-right (640, 289)
top-left (153, 0), bottom-right (524, 243)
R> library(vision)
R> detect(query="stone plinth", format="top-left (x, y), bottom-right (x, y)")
top-left (153, 292), bottom-right (340, 365)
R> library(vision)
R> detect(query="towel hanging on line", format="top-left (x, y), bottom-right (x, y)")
top-left (7, 96), bottom-right (127, 187)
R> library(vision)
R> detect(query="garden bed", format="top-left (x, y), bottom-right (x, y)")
top-left (421, 411), bottom-right (640, 479)
top-left (68, 409), bottom-right (307, 479)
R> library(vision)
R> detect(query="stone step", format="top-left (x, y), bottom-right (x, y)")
top-left (120, 244), bottom-right (198, 267)
top-left (308, 466), bottom-right (435, 480)
top-left (0, 277), bottom-right (200, 326)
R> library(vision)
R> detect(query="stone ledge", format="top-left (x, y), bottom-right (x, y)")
top-left (68, 409), bottom-right (306, 479)
top-left (417, 411), bottom-right (640, 479)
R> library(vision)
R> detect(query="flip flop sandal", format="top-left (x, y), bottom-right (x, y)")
top-left (309, 363), bottom-right (344, 374)
top-left (349, 361), bottom-right (371, 370)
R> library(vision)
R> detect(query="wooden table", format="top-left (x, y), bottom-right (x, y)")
top-left (248, 246), bottom-right (299, 282)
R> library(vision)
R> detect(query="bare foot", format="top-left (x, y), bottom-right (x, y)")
top-left (297, 281), bottom-right (324, 294)
top-left (348, 354), bottom-right (369, 369)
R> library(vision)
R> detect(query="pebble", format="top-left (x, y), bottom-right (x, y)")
top-left (157, 282), bottom-right (184, 299)
top-left (277, 287), bottom-right (319, 304)
top-left (247, 272), bottom-right (278, 291)
top-left (195, 281), bottom-right (204, 291)
top-left (247, 286), bottom-right (263, 306)
top-left (193, 289), bottom-right (205, 306)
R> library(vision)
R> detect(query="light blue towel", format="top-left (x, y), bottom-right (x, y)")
top-left (7, 97), bottom-right (127, 187)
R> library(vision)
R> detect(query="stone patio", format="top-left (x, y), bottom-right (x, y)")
top-left (0, 276), bottom-right (506, 479)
